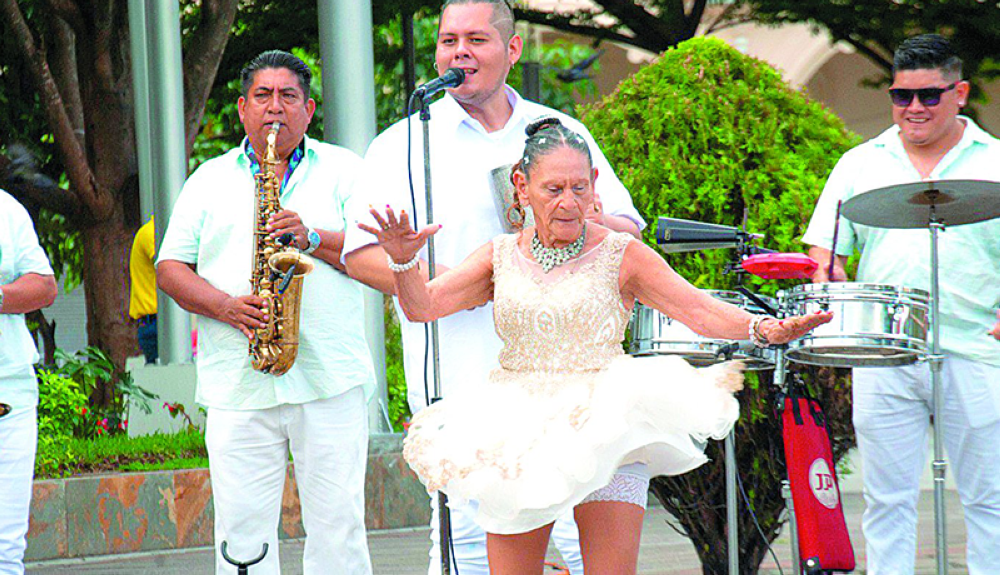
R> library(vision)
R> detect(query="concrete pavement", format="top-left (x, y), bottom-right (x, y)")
top-left (27, 489), bottom-right (970, 574)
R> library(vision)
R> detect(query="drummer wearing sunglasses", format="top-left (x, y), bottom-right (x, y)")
top-left (802, 33), bottom-right (1000, 575)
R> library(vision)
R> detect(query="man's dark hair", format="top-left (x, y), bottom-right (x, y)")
top-left (240, 50), bottom-right (312, 99)
top-left (440, 0), bottom-right (515, 40)
top-left (893, 34), bottom-right (963, 80)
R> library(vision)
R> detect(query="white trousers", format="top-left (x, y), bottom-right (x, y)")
top-left (0, 406), bottom-right (36, 575)
top-left (853, 356), bottom-right (1000, 575)
top-left (206, 387), bottom-right (371, 575)
top-left (427, 498), bottom-right (583, 575)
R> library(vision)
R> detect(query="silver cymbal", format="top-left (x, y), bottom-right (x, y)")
top-left (840, 179), bottom-right (1000, 229)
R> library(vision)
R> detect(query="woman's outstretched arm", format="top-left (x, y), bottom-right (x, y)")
top-left (619, 239), bottom-right (831, 344)
top-left (360, 206), bottom-right (494, 323)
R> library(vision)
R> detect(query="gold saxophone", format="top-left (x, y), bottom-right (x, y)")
top-left (249, 122), bottom-right (314, 375)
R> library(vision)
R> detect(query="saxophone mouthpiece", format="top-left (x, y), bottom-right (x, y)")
top-left (265, 122), bottom-right (281, 162)
top-left (267, 122), bottom-right (281, 141)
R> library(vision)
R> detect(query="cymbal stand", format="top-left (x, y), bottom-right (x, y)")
top-left (927, 208), bottom-right (948, 575)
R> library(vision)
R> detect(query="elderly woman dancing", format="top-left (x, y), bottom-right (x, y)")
top-left (362, 118), bottom-right (831, 575)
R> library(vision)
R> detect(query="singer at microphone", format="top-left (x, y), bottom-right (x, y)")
top-left (342, 4), bottom-right (646, 572)
top-left (413, 67), bottom-right (466, 100)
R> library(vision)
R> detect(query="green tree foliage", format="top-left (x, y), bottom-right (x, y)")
top-left (580, 37), bottom-right (860, 574)
top-left (736, 0), bottom-right (1000, 86)
top-left (513, 0), bottom-right (712, 54)
top-left (513, 0), bottom-right (1000, 110)
top-left (1, 0), bottom-right (240, 388)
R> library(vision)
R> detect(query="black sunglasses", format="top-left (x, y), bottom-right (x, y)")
top-left (888, 82), bottom-right (958, 107)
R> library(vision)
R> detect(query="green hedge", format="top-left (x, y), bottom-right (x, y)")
top-left (582, 36), bottom-right (859, 296)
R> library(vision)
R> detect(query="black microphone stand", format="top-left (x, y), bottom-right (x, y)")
top-left (412, 90), bottom-right (453, 575)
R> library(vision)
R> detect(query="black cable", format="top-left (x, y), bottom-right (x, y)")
top-left (736, 466), bottom-right (785, 575)
top-left (405, 92), bottom-right (433, 414)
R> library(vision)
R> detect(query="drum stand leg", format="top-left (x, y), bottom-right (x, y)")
top-left (774, 346), bottom-right (802, 574)
top-left (929, 221), bottom-right (948, 575)
top-left (725, 430), bottom-right (739, 575)
top-left (782, 479), bottom-right (802, 575)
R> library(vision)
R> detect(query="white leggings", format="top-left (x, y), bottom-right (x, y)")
top-left (580, 462), bottom-right (650, 508)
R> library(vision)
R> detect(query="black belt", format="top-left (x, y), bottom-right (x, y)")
top-left (138, 314), bottom-right (157, 326)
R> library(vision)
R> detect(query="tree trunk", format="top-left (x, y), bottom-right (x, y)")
top-left (26, 310), bottom-right (57, 366)
top-left (80, 218), bottom-right (139, 405)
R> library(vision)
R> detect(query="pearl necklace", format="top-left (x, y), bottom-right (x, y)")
top-left (530, 226), bottom-right (586, 273)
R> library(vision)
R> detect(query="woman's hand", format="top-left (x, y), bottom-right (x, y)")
top-left (584, 192), bottom-right (604, 226)
top-left (358, 206), bottom-right (441, 265)
top-left (759, 311), bottom-right (834, 345)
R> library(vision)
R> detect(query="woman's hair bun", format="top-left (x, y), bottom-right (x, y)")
top-left (525, 117), bottom-right (563, 137)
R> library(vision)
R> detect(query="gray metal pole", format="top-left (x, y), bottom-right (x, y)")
top-left (127, 0), bottom-right (154, 225)
top-left (145, 0), bottom-right (192, 364)
top-left (774, 345), bottom-right (801, 574)
top-left (929, 219), bottom-right (948, 575)
top-left (318, 0), bottom-right (377, 151)
top-left (725, 430), bottom-right (739, 575)
top-left (318, 0), bottom-right (389, 432)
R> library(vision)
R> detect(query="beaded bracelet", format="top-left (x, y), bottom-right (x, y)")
top-left (386, 253), bottom-right (420, 273)
top-left (749, 314), bottom-right (776, 348)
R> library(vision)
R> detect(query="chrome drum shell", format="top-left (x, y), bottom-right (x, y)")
top-left (781, 282), bottom-right (929, 368)
top-left (629, 290), bottom-right (778, 370)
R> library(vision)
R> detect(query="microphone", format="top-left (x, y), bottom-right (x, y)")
top-left (413, 68), bottom-right (466, 99)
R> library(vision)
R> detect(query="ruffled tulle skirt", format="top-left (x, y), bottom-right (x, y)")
top-left (402, 354), bottom-right (742, 534)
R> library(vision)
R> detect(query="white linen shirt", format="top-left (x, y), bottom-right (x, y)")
top-left (342, 87), bottom-right (645, 412)
top-left (0, 189), bottom-right (55, 410)
top-left (802, 117), bottom-right (1000, 366)
top-left (158, 136), bottom-right (375, 409)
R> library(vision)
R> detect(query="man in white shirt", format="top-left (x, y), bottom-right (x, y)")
top-left (803, 34), bottom-right (1000, 574)
top-left (343, 2), bottom-right (644, 573)
top-left (157, 51), bottom-right (375, 575)
top-left (0, 190), bottom-right (57, 575)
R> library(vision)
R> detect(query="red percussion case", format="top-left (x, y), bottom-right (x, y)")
top-left (781, 389), bottom-right (855, 573)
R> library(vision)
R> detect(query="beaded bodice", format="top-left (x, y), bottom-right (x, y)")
top-left (491, 231), bottom-right (633, 373)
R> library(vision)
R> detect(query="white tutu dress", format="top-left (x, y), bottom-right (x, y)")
top-left (403, 231), bottom-right (742, 534)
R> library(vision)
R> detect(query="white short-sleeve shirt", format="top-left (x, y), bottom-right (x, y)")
top-left (158, 136), bottom-right (375, 409)
top-left (0, 190), bottom-right (55, 409)
top-left (343, 87), bottom-right (646, 412)
top-left (802, 117), bottom-right (1000, 366)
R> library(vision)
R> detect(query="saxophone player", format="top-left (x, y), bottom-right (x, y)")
top-left (157, 50), bottom-right (375, 575)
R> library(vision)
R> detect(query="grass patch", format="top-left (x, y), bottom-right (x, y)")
top-left (37, 429), bottom-right (208, 479)
top-left (119, 457), bottom-right (211, 473)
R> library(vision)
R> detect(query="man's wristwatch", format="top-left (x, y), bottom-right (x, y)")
top-left (302, 228), bottom-right (321, 255)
